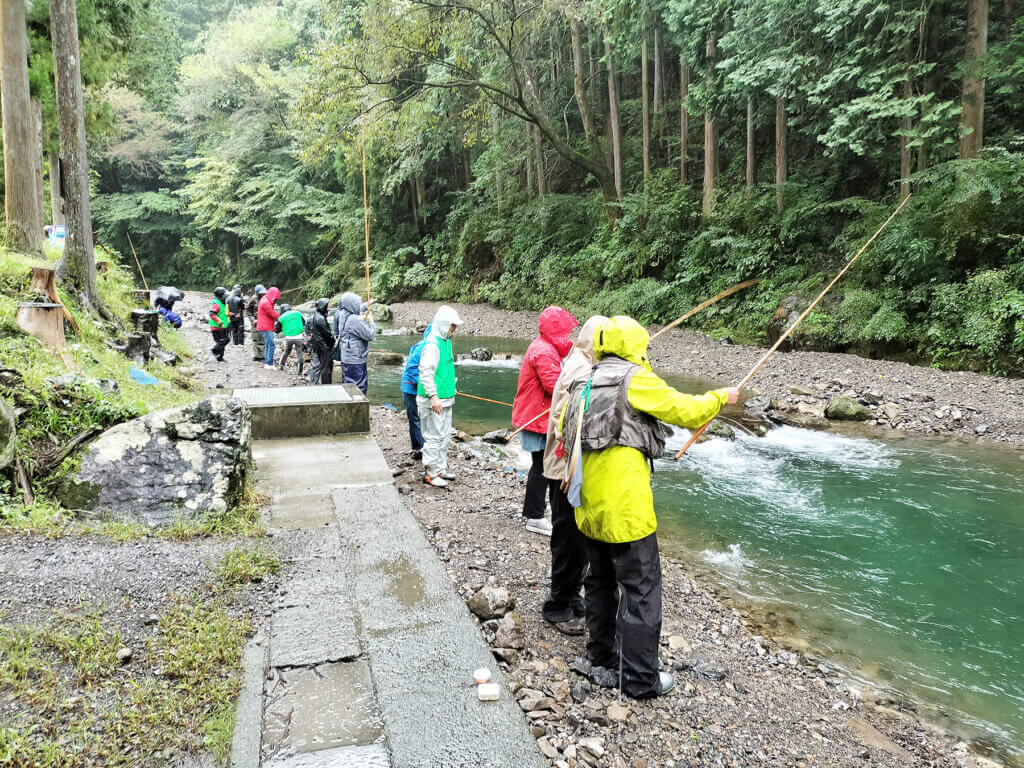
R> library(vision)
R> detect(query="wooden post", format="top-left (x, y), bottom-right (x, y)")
top-left (30, 267), bottom-right (59, 299)
top-left (108, 334), bottom-right (151, 364)
top-left (16, 302), bottom-right (66, 350)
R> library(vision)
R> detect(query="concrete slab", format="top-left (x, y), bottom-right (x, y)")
top-left (230, 634), bottom-right (267, 768)
top-left (332, 484), bottom-right (547, 768)
top-left (271, 596), bottom-right (361, 668)
top-left (269, 493), bottom-right (335, 530)
top-left (263, 661), bottom-right (383, 758)
top-left (253, 436), bottom-right (391, 494)
top-left (264, 744), bottom-right (391, 768)
top-left (235, 384), bottom-right (368, 438)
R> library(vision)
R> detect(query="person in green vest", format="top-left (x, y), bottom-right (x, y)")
top-left (275, 303), bottom-right (306, 374)
top-left (417, 305), bottom-right (465, 487)
top-left (208, 286), bottom-right (230, 362)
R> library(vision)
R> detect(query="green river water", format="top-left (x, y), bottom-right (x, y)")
top-left (368, 332), bottom-right (1024, 759)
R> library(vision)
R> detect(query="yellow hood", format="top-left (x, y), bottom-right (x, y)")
top-left (593, 316), bottom-right (652, 370)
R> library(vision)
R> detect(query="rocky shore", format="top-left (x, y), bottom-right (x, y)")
top-left (389, 301), bottom-right (1024, 448)
top-left (372, 406), bottom-right (998, 768)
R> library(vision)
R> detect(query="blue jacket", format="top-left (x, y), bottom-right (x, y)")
top-left (333, 292), bottom-right (376, 364)
top-left (400, 325), bottom-right (432, 395)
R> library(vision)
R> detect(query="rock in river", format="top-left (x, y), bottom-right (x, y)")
top-left (825, 395), bottom-right (873, 422)
top-left (59, 395), bottom-right (251, 526)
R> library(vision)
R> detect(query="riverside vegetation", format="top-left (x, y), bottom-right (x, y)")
top-left (20, 0), bottom-right (1019, 375)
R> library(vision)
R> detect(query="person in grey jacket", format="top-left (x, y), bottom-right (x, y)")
top-left (333, 292), bottom-right (376, 393)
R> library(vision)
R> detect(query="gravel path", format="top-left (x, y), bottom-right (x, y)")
top-left (372, 407), bottom-right (989, 768)
top-left (390, 301), bottom-right (1024, 448)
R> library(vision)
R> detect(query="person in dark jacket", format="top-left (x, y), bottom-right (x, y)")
top-left (247, 285), bottom-right (267, 361)
top-left (306, 298), bottom-right (335, 385)
top-left (227, 285), bottom-right (246, 345)
top-left (333, 292), bottom-right (376, 393)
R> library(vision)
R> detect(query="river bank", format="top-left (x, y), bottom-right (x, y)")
top-left (388, 301), bottom-right (1024, 448)
top-left (372, 406), bottom-right (998, 768)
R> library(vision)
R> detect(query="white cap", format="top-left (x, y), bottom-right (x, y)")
top-left (433, 304), bottom-right (464, 328)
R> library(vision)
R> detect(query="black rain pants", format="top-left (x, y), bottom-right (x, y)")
top-left (542, 480), bottom-right (587, 623)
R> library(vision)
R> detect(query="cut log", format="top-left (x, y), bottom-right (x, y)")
top-left (16, 302), bottom-right (67, 350)
top-left (108, 334), bottom-right (151, 364)
top-left (132, 289), bottom-right (151, 308)
top-left (30, 266), bottom-right (58, 299)
top-left (131, 309), bottom-right (160, 337)
top-left (97, 260), bottom-right (110, 274)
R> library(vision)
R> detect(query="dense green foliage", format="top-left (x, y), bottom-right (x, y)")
top-left (29, 0), bottom-right (1024, 372)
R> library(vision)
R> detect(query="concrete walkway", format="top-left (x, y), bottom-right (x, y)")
top-left (232, 434), bottom-right (546, 768)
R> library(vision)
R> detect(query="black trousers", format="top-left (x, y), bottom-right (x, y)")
top-left (211, 328), bottom-right (229, 360)
top-left (522, 450), bottom-right (548, 519)
top-left (583, 532), bottom-right (662, 699)
top-left (229, 317), bottom-right (244, 345)
top-left (542, 480), bottom-right (587, 623)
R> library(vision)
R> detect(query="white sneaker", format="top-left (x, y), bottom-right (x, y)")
top-left (525, 517), bottom-right (553, 536)
top-left (439, 471), bottom-right (456, 480)
top-left (264, 364), bottom-right (275, 370)
top-left (424, 474), bottom-right (449, 488)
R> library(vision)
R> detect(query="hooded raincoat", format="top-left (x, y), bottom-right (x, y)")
top-left (511, 306), bottom-right (578, 435)
top-left (573, 316), bottom-right (728, 544)
top-left (543, 315), bottom-right (608, 481)
top-left (417, 306), bottom-right (464, 477)
top-left (256, 287), bottom-right (281, 331)
top-left (334, 292), bottom-right (376, 364)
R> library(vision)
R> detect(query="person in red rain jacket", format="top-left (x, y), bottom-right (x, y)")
top-left (256, 286), bottom-right (281, 368)
top-left (511, 306), bottom-right (578, 536)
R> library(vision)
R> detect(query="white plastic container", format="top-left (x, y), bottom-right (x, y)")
top-left (473, 667), bottom-right (491, 685)
top-left (477, 682), bottom-right (500, 701)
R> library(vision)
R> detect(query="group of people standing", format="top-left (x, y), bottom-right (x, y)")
top-left (400, 304), bottom-right (739, 700)
top-left (205, 286), bottom-right (378, 391)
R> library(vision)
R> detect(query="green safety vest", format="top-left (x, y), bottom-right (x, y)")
top-left (279, 310), bottom-right (305, 337)
top-left (417, 335), bottom-right (456, 399)
top-left (209, 298), bottom-right (228, 329)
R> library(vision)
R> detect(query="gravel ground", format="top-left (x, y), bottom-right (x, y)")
top-left (371, 406), bottom-right (996, 768)
top-left (389, 301), bottom-right (1024, 448)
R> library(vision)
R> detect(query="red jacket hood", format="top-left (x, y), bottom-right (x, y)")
top-left (538, 306), bottom-right (578, 358)
top-left (265, 287), bottom-right (281, 303)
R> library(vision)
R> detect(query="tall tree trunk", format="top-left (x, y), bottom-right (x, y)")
top-left (532, 124), bottom-right (545, 196)
top-left (653, 23), bottom-right (662, 138)
top-left (569, 14), bottom-right (605, 171)
top-left (409, 177), bottom-right (420, 229)
top-left (603, 24), bottom-right (623, 200)
top-left (463, 149), bottom-right (472, 190)
top-left (680, 58), bottom-right (688, 183)
top-left (2, 0), bottom-right (44, 253)
top-left (775, 95), bottom-right (787, 213)
top-left (746, 98), bottom-right (755, 188)
top-left (491, 109), bottom-right (504, 204)
top-left (702, 36), bottom-right (717, 215)
top-left (900, 77), bottom-right (912, 201)
top-left (50, 0), bottom-right (101, 310)
top-left (49, 152), bottom-right (64, 226)
top-left (525, 156), bottom-right (533, 194)
top-left (960, 0), bottom-right (989, 159)
top-left (32, 99), bottom-right (46, 226)
top-left (641, 7), bottom-right (650, 190)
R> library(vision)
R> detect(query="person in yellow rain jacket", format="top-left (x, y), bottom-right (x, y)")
top-left (560, 315), bottom-right (738, 698)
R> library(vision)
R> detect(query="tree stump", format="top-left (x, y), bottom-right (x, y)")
top-left (132, 290), bottom-right (151, 308)
top-left (29, 267), bottom-right (58, 300)
top-left (97, 260), bottom-right (110, 274)
top-left (109, 334), bottom-right (151, 364)
top-left (131, 309), bottom-right (160, 337)
top-left (16, 302), bottom-right (67, 350)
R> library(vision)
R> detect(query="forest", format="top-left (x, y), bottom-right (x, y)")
top-left (3, 0), bottom-right (1024, 373)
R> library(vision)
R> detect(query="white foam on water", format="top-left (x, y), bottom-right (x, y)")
top-left (455, 356), bottom-right (522, 369)
top-left (757, 425), bottom-right (899, 471)
top-left (701, 543), bottom-right (751, 568)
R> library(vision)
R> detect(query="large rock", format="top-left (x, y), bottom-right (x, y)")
top-left (59, 396), bottom-right (251, 526)
top-left (467, 586), bottom-right (514, 620)
top-left (370, 302), bottom-right (393, 322)
top-left (0, 397), bottom-right (15, 471)
top-left (766, 295), bottom-right (804, 348)
top-left (825, 395), bottom-right (872, 422)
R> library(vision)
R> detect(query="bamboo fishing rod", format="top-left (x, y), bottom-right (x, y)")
top-left (674, 194), bottom-right (912, 459)
top-left (457, 392), bottom-right (513, 407)
top-left (362, 130), bottom-right (371, 306)
top-left (505, 278), bottom-right (762, 442)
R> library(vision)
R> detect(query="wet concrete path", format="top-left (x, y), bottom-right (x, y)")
top-left (233, 434), bottom-right (546, 768)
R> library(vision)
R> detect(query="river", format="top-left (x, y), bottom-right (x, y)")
top-left (367, 331), bottom-right (1024, 761)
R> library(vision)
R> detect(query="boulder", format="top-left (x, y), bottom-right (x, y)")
top-left (705, 419), bottom-right (734, 439)
top-left (370, 303), bottom-right (393, 322)
top-left (369, 350), bottom-right (405, 366)
top-left (766, 295), bottom-right (804, 348)
top-left (59, 396), bottom-right (251, 526)
top-left (0, 397), bottom-right (15, 471)
top-left (482, 429), bottom-right (509, 444)
top-left (788, 384), bottom-right (816, 397)
top-left (881, 403), bottom-right (901, 421)
top-left (494, 611), bottom-right (525, 649)
top-left (825, 395), bottom-right (872, 422)
top-left (467, 585), bottom-right (515, 619)
top-left (469, 347), bottom-right (493, 362)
